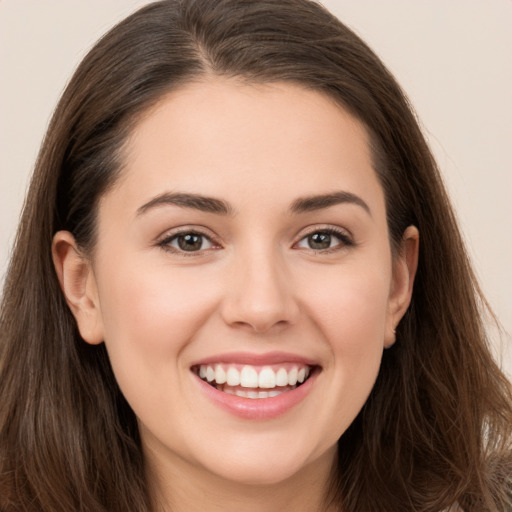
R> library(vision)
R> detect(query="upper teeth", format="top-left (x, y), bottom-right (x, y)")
top-left (197, 364), bottom-right (310, 389)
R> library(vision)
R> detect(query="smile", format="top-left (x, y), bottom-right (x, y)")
top-left (192, 363), bottom-right (312, 399)
top-left (190, 352), bottom-right (320, 419)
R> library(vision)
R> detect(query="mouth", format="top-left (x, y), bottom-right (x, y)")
top-left (191, 362), bottom-right (316, 399)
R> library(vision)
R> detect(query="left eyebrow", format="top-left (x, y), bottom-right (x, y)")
top-left (290, 191), bottom-right (372, 216)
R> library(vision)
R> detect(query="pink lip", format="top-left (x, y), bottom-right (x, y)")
top-left (192, 367), bottom-right (319, 420)
top-left (190, 351), bottom-right (318, 367)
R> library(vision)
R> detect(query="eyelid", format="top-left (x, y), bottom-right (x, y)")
top-left (293, 224), bottom-right (355, 251)
top-left (156, 225), bottom-right (222, 254)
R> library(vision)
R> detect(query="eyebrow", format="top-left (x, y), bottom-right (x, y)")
top-left (136, 190), bottom-right (371, 217)
top-left (290, 191), bottom-right (371, 216)
top-left (137, 192), bottom-right (234, 216)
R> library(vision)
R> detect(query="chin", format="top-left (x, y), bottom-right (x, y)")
top-left (193, 439), bottom-right (336, 488)
top-left (205, 457), bottom-right (313, 487)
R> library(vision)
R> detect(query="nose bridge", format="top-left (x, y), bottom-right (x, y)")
top-left (221, 241), bottom-right (298, 333)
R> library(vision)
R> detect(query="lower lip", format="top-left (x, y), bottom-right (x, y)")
top-left (193, 371), bottom-right (318, 420)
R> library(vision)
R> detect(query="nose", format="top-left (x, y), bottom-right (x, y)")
top-left (220, 248), bottom-right (300, 334)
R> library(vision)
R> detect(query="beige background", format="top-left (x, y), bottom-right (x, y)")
top-left (0, 1), bottom-right (510, 375)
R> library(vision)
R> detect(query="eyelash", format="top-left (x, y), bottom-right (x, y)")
top-left (157, 228), bottom-right (220, 256)
top-left (157, 226), bottom-right (354, 256)
top-left (295, 227), bottom-right (354, 253)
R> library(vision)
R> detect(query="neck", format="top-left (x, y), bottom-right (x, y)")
top-left (145, 443), bottom-right (339, 512)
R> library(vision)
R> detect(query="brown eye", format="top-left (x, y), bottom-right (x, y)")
top-left (163, 232), bottom-right (214, 252)
top-left (177, 233), bottom-right (204, 251)
top-left (296, 229), bottom-right (353, 251)
top-left (308, 232), bottom-right (332, 250)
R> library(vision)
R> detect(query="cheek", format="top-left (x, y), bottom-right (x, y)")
top-left (94, 260), bottom-right (221, 379)
top-left (93, 261), bottom-right (226, 440)
top-left (299, 263), bottom-right (390, 430)
top-left (302, 263), bottom-right (391, 350)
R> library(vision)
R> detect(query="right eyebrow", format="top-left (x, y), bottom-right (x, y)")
top-left (136, 192), bottom-right (235, 216)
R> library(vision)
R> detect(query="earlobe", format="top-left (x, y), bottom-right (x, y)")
top-left (52, 231), bottom-right (104, 345)
top-left (384, 226), bottom-right (419, 348)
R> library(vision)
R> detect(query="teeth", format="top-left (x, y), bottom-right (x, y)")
top-left (215, 365), bottom-right (226, 384)
top-left (288, 367), bottom-right (298, 386)
top-left (226, 367), bottom-right (240, 386)
top-left (206, 366), bottom-right (215, 382)
top-left (234, 389), bottom-right (287, 399)
top-left (276, 368), bottom-right (288, 387)
top-left (196, 363), bottom-right (313, 391)
top-left (258, 366), bottom-right (276, 388)
top-left (240, 366), bottom-right (258, 388)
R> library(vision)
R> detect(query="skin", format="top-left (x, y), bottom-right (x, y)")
top-left (53, 79), bottom-right (418, 512)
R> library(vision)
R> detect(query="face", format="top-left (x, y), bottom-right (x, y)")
top-left (55, 79), bottom-right (417, 490)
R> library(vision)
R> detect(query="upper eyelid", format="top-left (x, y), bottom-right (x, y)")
top-left (156, 225), bottom-right (219, 244)
top-left (294, 224), bottom-right (353, 240)
top-left (293, 226), bottom-right (355, 252)
top-left (156, 229), bottom-right (221, 257)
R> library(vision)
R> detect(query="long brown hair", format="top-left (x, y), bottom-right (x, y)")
top-left (1, 1), bottom-right (511, 510)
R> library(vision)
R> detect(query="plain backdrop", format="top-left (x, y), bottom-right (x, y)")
top-left (0, 0), bottom-right (511, 375)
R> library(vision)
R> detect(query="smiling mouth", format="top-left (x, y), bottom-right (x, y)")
top-left (191, 363), bottom-right (315, 399)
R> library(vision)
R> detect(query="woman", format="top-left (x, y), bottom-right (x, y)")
top-left (1, 1), bottom-right (510, 511)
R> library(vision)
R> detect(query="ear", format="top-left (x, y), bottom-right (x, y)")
top-left (384, 226), bottom-right (419, 348)
top-left (52, 231), bottom-right (104, 345)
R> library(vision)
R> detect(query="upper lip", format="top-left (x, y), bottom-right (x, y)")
top-left (190, 351), bottom-right (319, 367)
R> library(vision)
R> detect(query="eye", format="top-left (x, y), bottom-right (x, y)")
top-left (160, 231), bottom-right (215, 253)
top-left (296, 228), bottom-right (352, 251)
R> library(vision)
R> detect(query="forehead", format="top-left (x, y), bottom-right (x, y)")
top-left (106, 78), bottom-right (385, 218)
